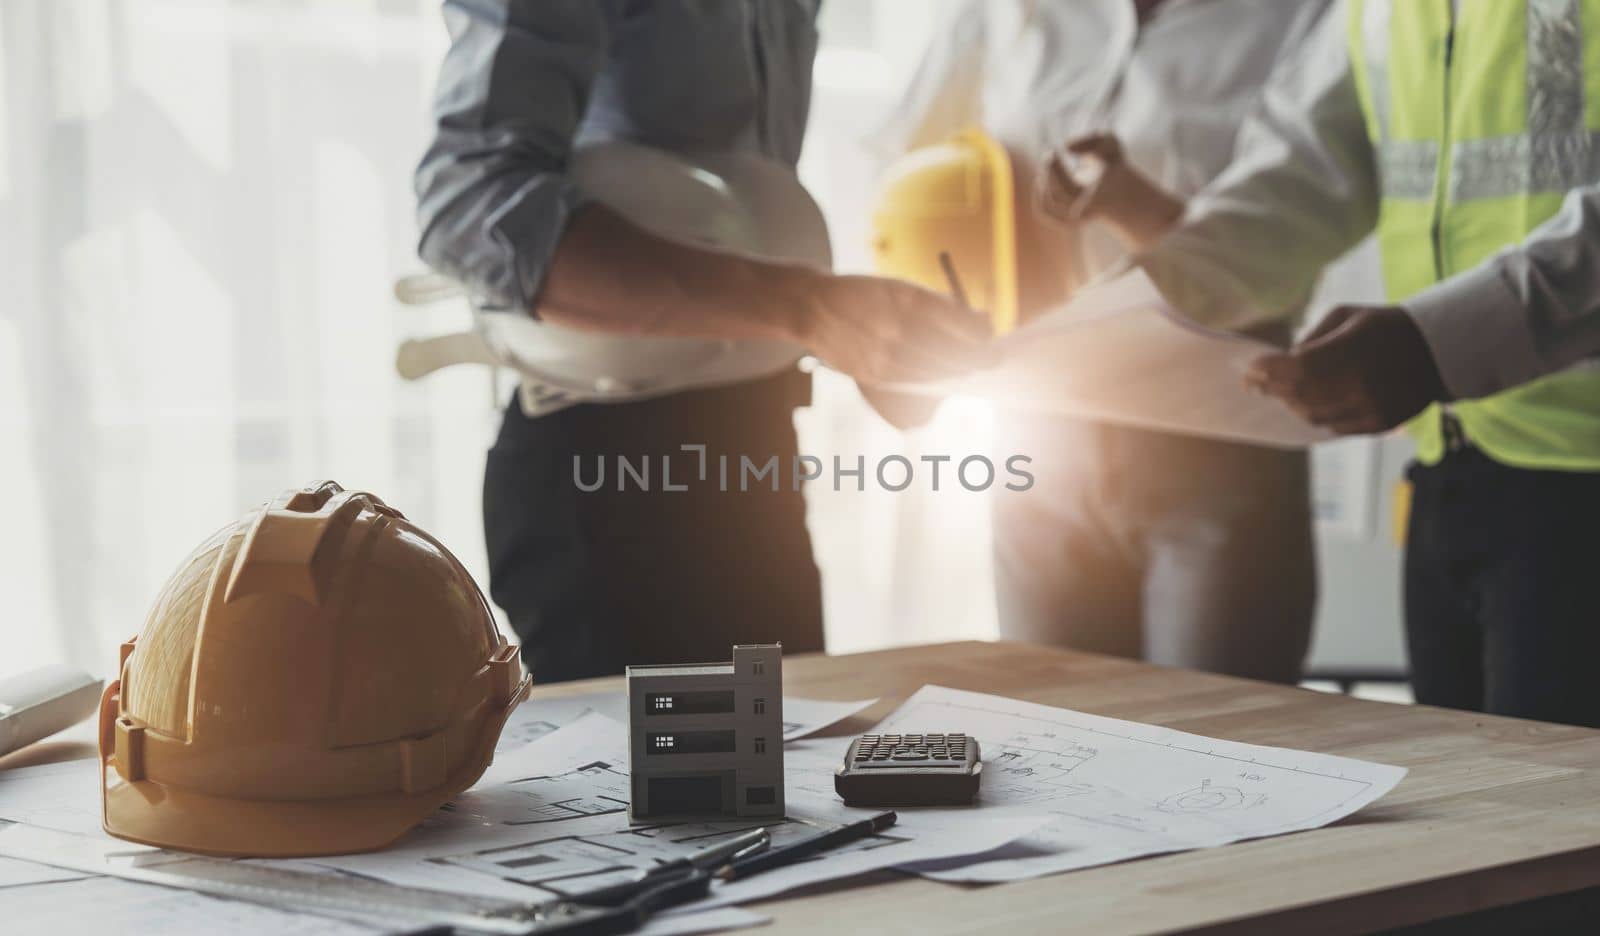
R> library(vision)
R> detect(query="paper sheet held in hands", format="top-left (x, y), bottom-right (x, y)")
top-left (893, 269), bottom-right (1334, 449)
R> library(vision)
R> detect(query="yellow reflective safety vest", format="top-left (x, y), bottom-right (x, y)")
top-left (1349, 0), bottom-right (1600, 470)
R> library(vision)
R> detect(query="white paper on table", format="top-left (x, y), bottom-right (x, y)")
top-left (316, 713), bottom-right (1052, 908)
top-left (0, 876), bottom-right (381, 935)
top-left (888, 269), bottom-right (1334, 450)
top-left (0, 757), bottom-right (103, 836)
top-left (778, 697), bottom-right (879, 741)
top-left (705, 774), bottom-right (1049, 907)
top-left (0, 820), bottom-right (765, 936)
top-left (0, 853), bottom-right (90, 887)
top-left (871, 686), bottom-right (1406, 883)
top-left (497, 692), bottom-right (877, 755)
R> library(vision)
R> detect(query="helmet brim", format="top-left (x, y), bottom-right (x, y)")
top-left (101, 674), bottom-right (530, 858)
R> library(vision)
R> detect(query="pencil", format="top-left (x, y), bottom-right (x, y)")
top-left (713, 812), bottom-right (898, 882)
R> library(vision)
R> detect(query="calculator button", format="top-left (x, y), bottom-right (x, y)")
top-left (893, 749), bottom-right (928, 761)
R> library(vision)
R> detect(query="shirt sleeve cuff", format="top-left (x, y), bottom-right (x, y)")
top-left (1403, 264), bottom-right (1544, 401)
top-left (1137, 240), bottom-right (1289, 334)
top-left (485, 176), bottom-right (592, 314)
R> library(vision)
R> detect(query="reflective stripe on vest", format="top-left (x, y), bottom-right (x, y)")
top-left (1349, 0), bottom-right (1600, 470)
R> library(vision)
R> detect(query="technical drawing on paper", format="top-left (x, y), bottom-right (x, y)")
top-left (439, 760), bottom-right (630, 827)
top-left (436, 815), bottom-right (908, 899)
top-left (875, 686), bottom-right (1407, 884)
top-left (1156, 780), bottom-right (1263, 814)
top-left (986, 738), bottom-right (1096, 802)
top-left (495, 717), bottom-right (564, 754)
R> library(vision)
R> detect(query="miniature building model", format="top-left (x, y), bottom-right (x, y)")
top-left (626, 644), bottom-right (784, 819)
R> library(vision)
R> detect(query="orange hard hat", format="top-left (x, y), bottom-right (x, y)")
top-left (99, 481), bottom-right (530, 858)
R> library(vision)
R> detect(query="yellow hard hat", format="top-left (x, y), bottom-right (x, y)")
top-left (870, 128), bottom-right (1019, 334)
top-left (99, 481), bottom-right (530, 858)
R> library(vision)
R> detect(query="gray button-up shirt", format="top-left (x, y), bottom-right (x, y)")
top-left (414, 0), bottom-right (821, 312)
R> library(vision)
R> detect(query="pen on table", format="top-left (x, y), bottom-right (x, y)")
top-left (564, 828), bottom-right (769, 907)
top-left (714, 811), bottom-right (897, 882)
top-left (690, 827), bottom-right (771, 871)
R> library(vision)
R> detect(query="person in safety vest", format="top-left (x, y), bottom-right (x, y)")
top-left (1139, 0), bottom-right (1600, 727)
top-left (870, 0), bottom-right (1331, 683)
top-left (414, 2), bottom-right (992, 682)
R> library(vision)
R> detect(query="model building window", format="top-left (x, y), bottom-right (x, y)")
top-left (652, 735), bottom-right (676, 751)
top-left (753, 660), bottom-right (765, 675)
top-left (753, 698), bottom-right (766, 714)
top-left (754, 737), bottom-right (767, 754)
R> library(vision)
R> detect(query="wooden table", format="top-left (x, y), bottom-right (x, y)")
top-left (12, 639), bottom-right (1600, 933)
top-left (532, 640), bottom-right (1600, 934)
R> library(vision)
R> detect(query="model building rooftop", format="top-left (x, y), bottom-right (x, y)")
top-left (627, 662), bottom-right (737, 678)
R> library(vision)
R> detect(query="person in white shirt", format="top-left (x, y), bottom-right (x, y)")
top-left (875, 0), bottom-right (1332, 681)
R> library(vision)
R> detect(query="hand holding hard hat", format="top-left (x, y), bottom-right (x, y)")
top-left (401, 141), bottom-right (996, 411)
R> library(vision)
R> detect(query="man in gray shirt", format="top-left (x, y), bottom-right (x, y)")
top-left (415, 1), bottom-right (989, 680)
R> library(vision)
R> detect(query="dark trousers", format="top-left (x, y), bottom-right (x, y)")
top-left (1405, 447), bottom-right (1600, 727)
top-left (993, 416), bottom-right (1316, 684)
top-left (483, 370), bottom-right (824, 683)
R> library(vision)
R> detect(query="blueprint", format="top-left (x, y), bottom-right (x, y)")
top-left (0, 851), bottom-right (764, 936)
top-left (312, 712), bottom-right (1050, 906)
top-left (870, 686), bottom-right (1406, 883)
top-left (0, 876), bottom-right (382, 936)
top-left (893, 270), bottom-right (1334, 450)
top-left (0, 758), bottom-right (102, 837)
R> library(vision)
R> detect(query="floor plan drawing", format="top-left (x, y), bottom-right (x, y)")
top-left (437, 815), bottom-right (909, 900)
top-left (305, 713), bottom-right (1053, 909)
top-left (878, 686), bottom-right (1406, 883)
top-left (987, 738), bottom-right (1097, 801)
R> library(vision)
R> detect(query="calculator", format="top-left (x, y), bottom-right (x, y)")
top-left (833, 732), bottom-right (983, 807)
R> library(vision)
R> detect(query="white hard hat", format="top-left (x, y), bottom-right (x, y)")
top-left (396, 142), bottom-right (831, 412)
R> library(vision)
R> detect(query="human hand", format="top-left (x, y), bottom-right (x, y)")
top-left (1245, 305), bottom-right (1448, 434)
top-left (1035, 135), bottom-right (1183, 247)
top-left (788, 273), bottom-right (996, 385)
top-left (859, 385), bottom-right (943, 431)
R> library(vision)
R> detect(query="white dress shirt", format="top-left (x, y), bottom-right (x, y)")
top-left (1140, 0), bottom-right (1600, 402)
top-left (872, 0), bottom-right (1332, 292)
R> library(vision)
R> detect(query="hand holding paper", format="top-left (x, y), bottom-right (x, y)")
top-left (1247, 304), bottom-right (1447, 435)
top-left (885, 269), bottom-right (1335, 449)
